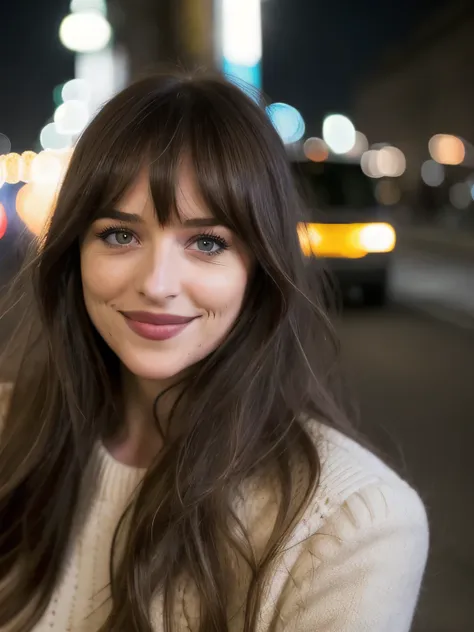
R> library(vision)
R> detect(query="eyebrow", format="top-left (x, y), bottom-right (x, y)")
top-left (95, 209), bottom-right (223, 228)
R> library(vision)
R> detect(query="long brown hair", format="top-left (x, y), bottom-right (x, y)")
top-left (0, 72), bottom-right (352, 631)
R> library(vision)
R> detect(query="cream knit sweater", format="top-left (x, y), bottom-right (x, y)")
top-left (3, 418), bottom-right (429, 632)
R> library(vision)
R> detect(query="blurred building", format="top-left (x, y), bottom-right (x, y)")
top-left (353, 0), bottom-right (474, 219)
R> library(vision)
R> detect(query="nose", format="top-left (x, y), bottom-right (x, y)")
top-left (136, 238), bottom-right (182, 303)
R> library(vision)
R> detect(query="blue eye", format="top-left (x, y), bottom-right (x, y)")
top-left (189, 233), bottom-right (229, 256)
top-left (195, 237), bottom-right (221, 253)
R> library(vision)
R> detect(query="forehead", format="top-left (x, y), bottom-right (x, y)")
top-left (118, 162), bottom-right (212, 220)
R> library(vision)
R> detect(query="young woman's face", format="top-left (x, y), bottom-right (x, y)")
top-left (80, 164), bottom-right (252, 381)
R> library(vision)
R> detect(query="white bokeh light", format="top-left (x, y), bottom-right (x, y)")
top-left (62, 79), bottom-right (91, 103)
top-left (59, 11), bottom-right (112, 53)
top-left (31, 152), bottom-right (64, 185)
top-left (361, 150), bottom-right (382, 178)
top-left (54, 100), bottom-right (89, 135)
top-left (40, 123), bottom-right (73, 151)
top-left (222, 0), bottom-right (262, 66)
top-left (322, 114), bottom-right (356, 155)
top-left (346, 131), bottom-right (369, 158)
top-left (70, 0), bottom-right (107, 13)
top-left (376, 146), bottom-right (406, 177)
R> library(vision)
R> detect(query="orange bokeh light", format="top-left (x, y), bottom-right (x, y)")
top-left (303, 137), bottom-right (329, 163)
top-left (429, 134), bottom-right (465, 166)
top-left (16, 183), bottom-right (58, 237)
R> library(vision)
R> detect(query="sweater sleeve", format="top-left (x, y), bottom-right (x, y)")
top-left (269, 481), bottom-right (429, 632)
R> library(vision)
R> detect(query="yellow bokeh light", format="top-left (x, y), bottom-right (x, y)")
top-left (4, 153), bottom-right (22, 184)
top-left (20, 151), bottom-right (37, 183)
top-left (16, 183), bottom-right (58, 237)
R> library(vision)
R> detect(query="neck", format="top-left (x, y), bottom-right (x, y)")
top-left (104, 368), bottom-right (181, 469)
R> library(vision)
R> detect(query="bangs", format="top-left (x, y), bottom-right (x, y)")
top-left (70, 76), bottom-right (280, 241)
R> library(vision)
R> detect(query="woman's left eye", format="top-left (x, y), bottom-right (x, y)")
top-left (188, 235), bottom-right (228, 256)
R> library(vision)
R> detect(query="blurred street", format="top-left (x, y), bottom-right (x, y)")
top-left (339, 301), bottom-right (473, 632)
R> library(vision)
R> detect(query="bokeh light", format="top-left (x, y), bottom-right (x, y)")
top-left (361, 147), bottom-right (405, 177)
top-left (303, 137), bottom-right (329, 162)
top-left (421, 160), bottom-right (445, 187)
top-left (360, 150), bottom-right (382, 178)
top-left (346, 131), bottom-right (369, 158)
top-left (375, 180), bottom-right (401, 206)
top-left (354, 223), bottom-right (396, 253)
top-left (59, 11), bottom-right (112, 53)
top-left (322, 114), bottom-right (356, 155)
top-left (429, 134), bottom-right (465, 165)
top-left (376, 146), bottom-right (406, 177)
top-left (70, 0), bottom-right (107, 13)
top-left (54, 100), bottom-right (89, 135)
top-left (297, 223), bottom-right (322, 257)
top-left (40, 123), bottom-right (73, 151)
top-left (449, 183), bottom-right (471, 209)
top-left (0, 133), bottom-right (11, 154)
top-left (266, 103), bottom-right (305, 144)
top-left (20, 151), bottom-right (37, 183)
top-left (222, 0), bottom-right (262, 67)
top-left (62, 78), bottom-right (91, 103)
top-left (30, 152), bottom-right (64, 185)
top-left (4, 153), bottom-right (22, 184)
top-left (0, 203), bottom-right (7, 239)
top-left (16, 183), bottom-right (58, 236)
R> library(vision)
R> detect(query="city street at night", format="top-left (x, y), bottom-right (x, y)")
top-left (2, 0), bottom-right (474, 629)
top-left (339, 300), bottom-right (474, 632)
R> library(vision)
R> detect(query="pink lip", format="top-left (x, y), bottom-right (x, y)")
top-left (121, 311), bottom-right (198, 341)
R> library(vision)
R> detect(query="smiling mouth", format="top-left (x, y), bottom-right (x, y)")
top-left (120, 311), bottom-right (199, 341)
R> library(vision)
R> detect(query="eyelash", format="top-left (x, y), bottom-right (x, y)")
top-left (95, 226), bottom-right (230, 257)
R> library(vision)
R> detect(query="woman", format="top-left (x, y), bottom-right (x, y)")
top-left (0, 73), bottom-right (428, 631)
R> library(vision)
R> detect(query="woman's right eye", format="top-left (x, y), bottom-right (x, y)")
top-left (99, 230), bottom-right (139, 247)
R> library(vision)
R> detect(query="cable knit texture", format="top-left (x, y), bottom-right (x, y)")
top-left (0, 382), bottom-right (429, 632)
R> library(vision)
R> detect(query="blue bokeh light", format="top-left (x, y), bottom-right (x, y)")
top-left (266, 103), bottom-right (305, 145)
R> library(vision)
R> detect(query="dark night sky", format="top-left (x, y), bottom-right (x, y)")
top-left (262, 0), bottom-right (448, 135)
top-left (0, 0), bottom-right (448, 151)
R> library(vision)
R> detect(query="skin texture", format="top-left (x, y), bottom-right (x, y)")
top-left (80, 163), bottom-right (252, 466)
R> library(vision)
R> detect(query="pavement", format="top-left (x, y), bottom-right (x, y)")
top-left (337, 303), bottom-right (474, 632)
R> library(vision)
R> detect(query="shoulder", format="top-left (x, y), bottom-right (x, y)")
top-left (293, 420), bottom-right (429, 546)
top-left (237, 418), bottom-right (428, 557)
top-left (256, 423), bottom-right (429, 631)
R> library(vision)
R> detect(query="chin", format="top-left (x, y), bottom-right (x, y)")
top-left (119, 349), bottom-right (198, 382)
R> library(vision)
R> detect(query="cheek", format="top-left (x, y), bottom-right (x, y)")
top-left (81, 252), bottom-right (130, 303)
top-left (189, 265), bottom-right (248, 316)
